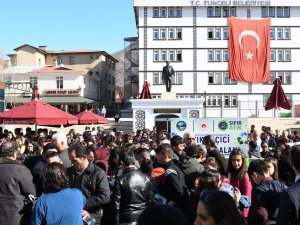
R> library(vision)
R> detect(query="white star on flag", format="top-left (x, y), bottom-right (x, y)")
top-left (245, 51), bottom-right (254, 60)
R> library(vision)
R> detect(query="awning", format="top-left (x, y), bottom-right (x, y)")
top-left (5, 96), bottom-right (94, 104)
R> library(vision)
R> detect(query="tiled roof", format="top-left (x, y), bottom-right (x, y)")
top-left (30, 66), bottom-right (82, 73)
top-left (1, 65), bottom-right (45, 74)
top-left (47, 50), bottom-right (101, 54)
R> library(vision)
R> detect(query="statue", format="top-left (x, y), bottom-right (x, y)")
top-left (162, 61), bottom-right (175, 92)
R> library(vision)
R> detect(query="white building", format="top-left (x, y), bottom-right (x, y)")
top-left (133, 0), bottom-right (300, 118)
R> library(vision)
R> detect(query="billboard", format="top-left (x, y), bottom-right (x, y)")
top-left (170, 118), bottom-right (248, 156)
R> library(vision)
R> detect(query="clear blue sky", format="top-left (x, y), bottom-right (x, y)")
top-left (0, 0), bottom-right (137, 59)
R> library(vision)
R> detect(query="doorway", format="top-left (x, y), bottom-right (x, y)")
top-left (155, 114), bottom-right (179, 134)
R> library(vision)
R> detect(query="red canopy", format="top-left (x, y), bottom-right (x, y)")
top-left (265, 78), bottom-right (291, 111)
top-left (0, 100), bottom-right (78, 125)
top-left (76, 110), bottom-right (109, 124)
top-left (139, 81), bottom-right (152, 99)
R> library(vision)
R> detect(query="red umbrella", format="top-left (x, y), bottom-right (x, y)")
top-left (76, 110), bottom-right (109, 124)
top-left (0, 100), bottom-right (78, 125)
top-left (265, 78), bottom-right (291, 111)
top-left (139, 81), bottom-right (152, 99)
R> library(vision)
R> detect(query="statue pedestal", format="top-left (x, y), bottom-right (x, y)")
top-left (161, 92), bottom-right (176, 100)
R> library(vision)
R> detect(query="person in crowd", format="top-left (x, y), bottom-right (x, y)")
top-left (101, 105), bottom-right (107, 117)
top-left (278, 147), bottom-right (296, 186)
top-left (277, 130), bottom-right (293, 146)
top-left (260, 141), bottom-right (274, 158)
top-left (112, 148), bottom-right (152, 225)
top-left (52, 132), bottom-right (71, 168)
top-left (136, 147), bottom-right (151, 165)
top-left (94, 146), bottom-right (109, 173)
top-left (183, 131), bottom-right (196, 148)
top-left (6, 131), bottom-right (15, 141)
top-left (171, 135), bottom-right (204, 190)
top-left (264, 157), bottom-right (279, 180)
top-left (227, 148), bottom-right (252, 218)
top-left (202, 135), bottom-right (227, 176)
top-left (155, 144), bottom-right (190, 216)
top-left (194, 191), bottom-right (246, 225)
top-left (29, 162), bottom-right (86, 225)
top-left (265, 132), bottom-right (277, 150)
top-left (277, 145), bottom-right (300, 225)
top-left (185, 144), bottom-right (207, 164)
top-left (248, 140), bottom-right (261, 158)
top-left (137, 204), bottom-right (188, 225)
top-left (275, 144), bottom-right (285, 159)
top-left (0, 141), bottom-right (36, 225)
top-left (203, 157), bottom-right (219, 171)
top-left (67, 144), bottom-right (110, 225)
top-left (247, 159), bottom-right (287, 225)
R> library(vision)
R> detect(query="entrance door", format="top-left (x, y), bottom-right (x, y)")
top-left (155, 114), bottom-right (179, 134)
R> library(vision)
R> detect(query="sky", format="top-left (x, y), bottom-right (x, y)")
top-left (0, 0), bottom-right (137, 59)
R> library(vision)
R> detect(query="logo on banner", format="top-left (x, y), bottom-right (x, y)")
top-left (176, 120), bottom-right (187, 131)
top-left (218, 120), bottom-right (228, 131)
top-left (200, 121), bottom-right (209, 130)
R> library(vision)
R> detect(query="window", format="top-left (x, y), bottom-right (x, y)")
top-left (284, 7), bottom-right (290, 17)
top-left (161, 28), bottom-right (166, 39)
top-left (69, 56), bottom-right (75, 65)
top-left (223, 50), bottom-right (228, 62)
top-left (262, 7), bottom-right (268, 17)
top-left (57, 56), bottom-right (63, 64)
top-left (208, 28), bottom-right (214, 39)
top-left (277, 7), bottom-right (283, 17)
top-left (176, 28), bottom-right (182, 39)
top-left (30, 77), bottom-right (38, 85)
top-left (176, 72), bottom-right (183, 84)
top-left (285, 72), bottom-right (291, 84)
top-left (224, 95), bottom-right (237, 107)
top-left (270, 49), bottom-right (276, 62)
top-left (215, 7), bottom-right (221, 17)
top-left (223, 7), bottom-right (229, 17)
top-left (56, 76), bottom-right (63, 89)
top-left (284, 27), bottom-right (291, 39)
top-left (230, 7), bottom-right (236, 16)
top-left (161, 50), bottom-right (166, 61)
top-left (269, 7), bottom-right (275, 17)
top-left (90, 55), bottom-right (94, 60)
top-left (169, 50), bottom-right (175, 61)
top-left (270, 27), bottom-right (275, 40)
top-left (247, 9), bottom-right (251, 18)
top-left (223, 27), bottom-right (228, 39)
top-left (207, 7), bottom-right (214, 17)
top-left (208, 72), bottom-right (222, 84)
top-left (215, 50), bottom-right (222, 61)
top-left (153, 72), bottom-right (159, 85)
top-left (169, 28), bottom-right (175, 39)
top-left (207, 95), bottom-right (221, 106)
top-left (278, 49), bottom-right (284, 61)
top-left (223, 72), bottom-right (237, 84)
top-left (153, 7), bottom-right (159, 17)
top-left (285, 49), bottom-right (291, 61)
top-left (169, 7), bottom-right (175, 17)
top-left (38, 58), bottom-right (41, 66)
top-left (89, 71), bottom-right (93, 76)
top-left (161, 7), bottom-right (167, 17)
top-left (176, 7), bottom-right (182, 17)
top-left (208, 50), bottom-right (214, 61)
top-left (176, 50), bottom-right (182, 61)
top-left (154, 50), bottom-right (159, 61)
top-left (154, 28), bottom-right (159, 39)
top-left (277, 27), bottom-right (283, 39)
top-left (269, 72), bottom-right (276, 83)
top-left (215, 27), bottom-right (221, 40)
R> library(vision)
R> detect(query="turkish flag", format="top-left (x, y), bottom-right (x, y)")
top-left (228, 17), bottom-right (271, 83)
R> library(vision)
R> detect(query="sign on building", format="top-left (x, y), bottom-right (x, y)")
top-left (171, 118), bottom-right (248, 156)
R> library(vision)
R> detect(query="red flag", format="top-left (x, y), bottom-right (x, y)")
top-left (228, 17), bottom-right (271, 83)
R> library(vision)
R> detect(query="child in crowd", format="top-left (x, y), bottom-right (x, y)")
top-left (264, 157), bottom-right (279, 180)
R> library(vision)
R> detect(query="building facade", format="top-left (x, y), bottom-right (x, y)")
top-left (5, 44), bottom-right (118, 110)
top-left (133, 0), bottom-right (300, 118)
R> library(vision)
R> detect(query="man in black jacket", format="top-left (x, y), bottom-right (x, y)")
top-left (277, 145), bottom-right (300, 225)
top-left (0, 141), bottom-right (36, 225)
top-left (112, 148), bottom-right (152, 224)
top-left (155, 144), bottom-right (190, 215)
top-left (248, 159), bottom-right (287, 225)
top-left (68, 144), bottom-right (110, 225)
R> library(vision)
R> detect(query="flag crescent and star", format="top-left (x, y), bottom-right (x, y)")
top-left (228, 17), bottom-right (271, 83)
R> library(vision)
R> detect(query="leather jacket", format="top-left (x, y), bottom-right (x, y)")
top-left (112, 167), bottom-right (152, 223)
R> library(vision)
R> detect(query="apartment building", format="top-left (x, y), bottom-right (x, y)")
top-left (133, 0), bottom-right (300, 118)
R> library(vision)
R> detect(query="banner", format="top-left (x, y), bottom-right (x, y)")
top-left (228, 17), bottom-right (271, 83)
top-left (170, 118), bottom-right (248, 156)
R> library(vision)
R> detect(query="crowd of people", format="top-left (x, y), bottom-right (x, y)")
top-left (0, 125), bottom-right (299, 225)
